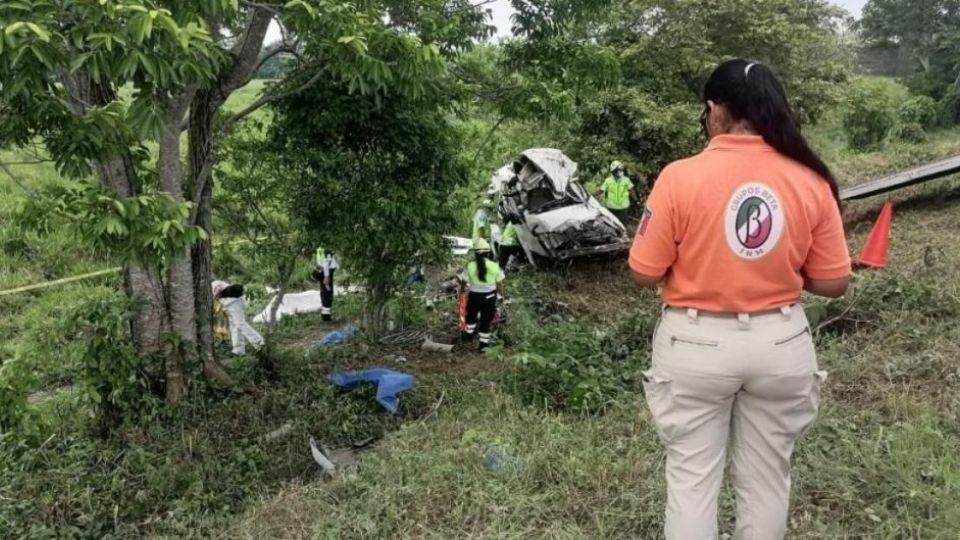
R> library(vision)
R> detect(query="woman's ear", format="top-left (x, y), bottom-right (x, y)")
top-left (706, 101), bottom-right (728, 136)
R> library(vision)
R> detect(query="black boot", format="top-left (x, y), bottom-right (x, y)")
top-left (322, 313), bottom-right (332, 322)
top-left (461, 331), bottom-right (474, 343)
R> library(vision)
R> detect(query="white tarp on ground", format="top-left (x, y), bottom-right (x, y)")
top-left (445, 236), bottom-right (473, 256)
top-left (253, 237), bottom-right (473, 324)
top-left (253, 286), bottom-right (363, 324)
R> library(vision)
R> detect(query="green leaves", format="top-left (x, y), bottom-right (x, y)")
top-left (18, 183), bottom-right (205, 269)
top-left (285, 0), bottom-right (318, 19)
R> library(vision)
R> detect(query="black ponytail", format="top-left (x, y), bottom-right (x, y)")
top-left (475, 251), bottom-right (488, 281)
top-left (703, 59), bottom-right (841, 207)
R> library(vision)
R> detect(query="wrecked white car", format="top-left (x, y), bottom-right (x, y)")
top-left (491, 149), bottom-right (631, 264)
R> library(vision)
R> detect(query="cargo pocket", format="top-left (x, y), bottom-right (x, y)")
top-left (811, 370), bottom-right (827, 407)
top-left (799, 370), bottom-right (828, 435)
top-left (642, 369), bottom-right (676, 444)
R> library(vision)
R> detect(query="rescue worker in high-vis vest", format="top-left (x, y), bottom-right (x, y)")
top-left (497, 215), bottom-right (524, 270)
top-left (472, 199), bottom-right (493, 241)
top-left (629, 59), bottom-right (850, 539)
top-left (601, 160), bottom-right (636, 225)
top-left (312, 246), bottom-right (339, 321)
top-left (459, 238), bottom-right (505, 351)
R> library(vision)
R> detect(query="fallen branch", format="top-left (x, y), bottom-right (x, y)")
top-left (813, 287), bottom-right (865, 337)
top-left (418, 390), bottom-right (446, 426)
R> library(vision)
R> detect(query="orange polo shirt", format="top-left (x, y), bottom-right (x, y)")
top-left (629, 135), bottom-right (850, 313)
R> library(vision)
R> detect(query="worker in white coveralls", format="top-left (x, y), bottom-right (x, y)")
top-left (211, 280), bottom-right (264, 355)
top-left (312, 246), bottom-right (339, 321)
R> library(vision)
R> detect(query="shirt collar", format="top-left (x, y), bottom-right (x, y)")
top-left (706, 134), bottom-right (774, 152)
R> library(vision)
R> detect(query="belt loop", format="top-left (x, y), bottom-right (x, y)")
top-left (737, 312), bottom-right (750, 330)
top-left (686, 308), bottom-right (699, 324)
top-left (780, 305), bottom-right (792, 320)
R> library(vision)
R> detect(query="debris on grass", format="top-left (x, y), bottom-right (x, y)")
top-left (422, 338), bottom-right (454, 353)
top-left (307, 325), bottom-right (357, 351)
top-left (379, 329), bottom-right (428, 347)
top-left (264, 422), bottom-right (294, 441)
top-left (309, 437), bottom-right (336, 475)
top-left (328, 368), bottom-right (415, 413)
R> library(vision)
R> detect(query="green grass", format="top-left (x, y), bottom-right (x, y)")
top-left (5, 78), bottom-right (960, 539)
top-left (189, 182), bottom-right (960, 539)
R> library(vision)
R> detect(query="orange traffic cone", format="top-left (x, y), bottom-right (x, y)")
top-left (857, 202), bottom-right (893, 269)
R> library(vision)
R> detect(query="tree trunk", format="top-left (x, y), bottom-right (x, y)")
top-left (158, 98), bottom-right (199, 402)
top-left (94, 156), bottom-right (170, 361)
top-left (183, 8), bottom-right (272, 385)
top-left (365, 284), bottom-right (392, 337)
top-left (188, 89), bottom-right (235, 387)
top-left (259, 260), bottom-right (295, 379)
top-left (81, 86), bottom-right (171, 384)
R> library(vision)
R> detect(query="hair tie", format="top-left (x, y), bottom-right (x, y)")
top-left (744, 62), bottom-right (757, 78)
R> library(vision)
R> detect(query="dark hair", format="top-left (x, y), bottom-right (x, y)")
top-left (475, 251), bottom-right (488, 281)
top-left (703, 59), bottom-right (841, 206)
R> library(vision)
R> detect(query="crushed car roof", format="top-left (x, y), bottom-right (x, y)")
top-left (520, 148), bottom-right (578, 193)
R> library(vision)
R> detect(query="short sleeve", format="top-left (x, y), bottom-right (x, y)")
top-left (601, 178), bottom-right (612, 191)
top-left (628, 169), bottom-right (678, 276)
top-left (803, 188), bottom-right (851, 280)
top-left (626, 178), bottom-right (635, 190)
top-left (496, 268), bottom-right (505, 283)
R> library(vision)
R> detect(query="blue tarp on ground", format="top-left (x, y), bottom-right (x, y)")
top-left (317, 325), bottom-right (357, 346)
top-left (328, 369), bottom-right (415, 414)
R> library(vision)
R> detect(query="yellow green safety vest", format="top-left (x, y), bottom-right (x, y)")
top-left (603, 176), bottom-right (633, 210)
top-left (472, 210), bottom-right (489, 240)
top-left (467, 258), bottom-right (501, 287)
top-left (501, 223), bottom-right (520, 246)
top-left (315, 247), bottom-right (325, 266)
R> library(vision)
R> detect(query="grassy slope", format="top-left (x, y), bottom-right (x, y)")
top-left (4, 78), bottom-right (960, 538)
top-left (205, 92), bottom-right (960, 537)
top-left (204, 181), bottom-right (960, 539)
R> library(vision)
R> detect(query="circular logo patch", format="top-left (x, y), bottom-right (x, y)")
top-left (724, 182), bottom-right (784, 260)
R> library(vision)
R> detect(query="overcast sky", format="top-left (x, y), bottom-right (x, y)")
top-left (267, 1), bottom-right (868, 43)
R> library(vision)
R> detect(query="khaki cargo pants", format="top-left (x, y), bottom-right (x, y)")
top-left (643, 306), bottom-right (826, 540)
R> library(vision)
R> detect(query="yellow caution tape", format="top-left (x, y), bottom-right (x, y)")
top-left (0, 236), bottom-right (267, 297)
top-left (0, 267), bottom-right (121, 297)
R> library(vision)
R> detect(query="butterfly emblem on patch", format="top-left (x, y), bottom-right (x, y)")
top-left (637, 207), bottom-right (653, 238)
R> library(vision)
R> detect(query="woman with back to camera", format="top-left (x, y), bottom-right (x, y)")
top-left (629, 59), bottom-right (851, 539)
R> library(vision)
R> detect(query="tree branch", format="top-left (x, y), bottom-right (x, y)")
top-left (224, 69), bottom-right (325, 129)
top-left (240, 0), bottom-right (283, 18)
top-left (0, 162), bottom-right (38, 195)
top-left (0, 159), bottom-right (54, 166)
top-left (254, 43), bottom-right (298, 75)
top-left (222, 7), bottom-right (275, 97)
top-left (471, 115), bottom-right (506, 167)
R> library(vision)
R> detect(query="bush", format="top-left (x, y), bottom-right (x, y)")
top-left (571, 88), bottom-right (702, 187)
top-left (842, 78), bottom-right (899, 151)
top-left (938, 86), bottom-right (960, 127)
top-left (893, 123), bottom-right (928, 144)
top-left (898, 96), bottom-right (939, 129)
top-left (496, 319), bottom-right (624, 412)
top-left (494, 306), bottom-right (657, 413)
top-left (64, 296), bottom-right (160, 433)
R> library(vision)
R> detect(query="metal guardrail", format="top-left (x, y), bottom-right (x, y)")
top-left (840, 155), bottom-right (960, 201)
